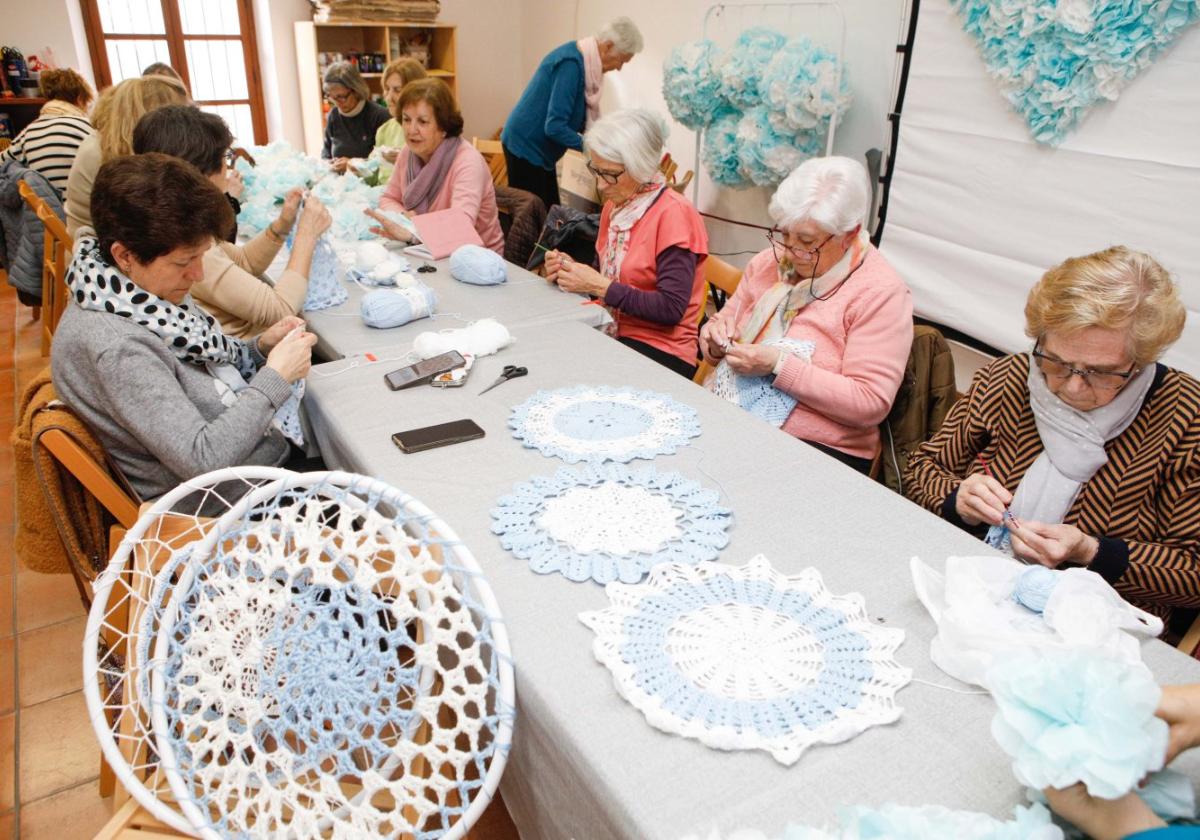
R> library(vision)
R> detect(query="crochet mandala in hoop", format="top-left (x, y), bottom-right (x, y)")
top-left (509, 385), bottom-right (702, 464)
top-left (490, 463), bottom-right (731, 584)
top-left (579, 555), bottom-right (912, 764)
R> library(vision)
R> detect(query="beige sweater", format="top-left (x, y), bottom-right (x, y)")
top-left (65, 131), bottom-right (101, 239)
top-left (194, 232), bottom-right (308, 338)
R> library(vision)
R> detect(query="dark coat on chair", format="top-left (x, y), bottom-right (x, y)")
top-left (880, 325), bottom-right (958, 494)
top-left (0, 158), bottom-right (63, 299)
top-left (494, 185), bottom-right (547, 269)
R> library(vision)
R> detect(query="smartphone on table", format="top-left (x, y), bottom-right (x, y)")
top-left (384, 351), bottom-right (466, 391)
top-left (391, 419), bottom-right (485, 453)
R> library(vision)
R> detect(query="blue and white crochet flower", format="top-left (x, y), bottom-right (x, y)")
top-left (580, 555), bottom-right (911, 764)
top-left (509, 385), bottom-right (701, 464)
top-left (490, 463), bottom-right (731, 584)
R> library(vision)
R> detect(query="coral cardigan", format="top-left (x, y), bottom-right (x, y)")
top-left (380, 141), bottom-right (504, 255)
top-left (709, 245), bottom-right (913, 459)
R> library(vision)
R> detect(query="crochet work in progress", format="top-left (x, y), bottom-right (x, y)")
top-left (509, 385), bottom-right (702, 464)
top-left (710, 338), bottom-right (815, 427)
top-left (491, 463), bottom-right (731, 584)
top-left (302, 235), bottom-right (349, 311)
top-left (579, 556), bottom-right (911, 764)
top-left (85, 468), bottom-right (515, 839)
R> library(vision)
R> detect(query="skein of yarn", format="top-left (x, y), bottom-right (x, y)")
top-left (449, 244), bottom-right (507, 285)
top-left (1012, 565), bottom-right (1058, 614)
top-left (360, 284), bottom-right (437, 329)
top-left (413, 318), bottom-right (512, 359)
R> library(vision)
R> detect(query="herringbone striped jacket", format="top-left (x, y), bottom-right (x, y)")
top-left (904, 353), bottom-right (1200, 626)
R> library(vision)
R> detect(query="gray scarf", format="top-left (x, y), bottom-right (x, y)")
top-left (403, 136), bottom-right (462, 214)
top-left (1009, 353), bottom-right (1155, 525)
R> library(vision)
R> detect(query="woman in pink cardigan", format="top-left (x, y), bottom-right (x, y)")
top-left (699, 156), bottom-right (913, 473)
top-left (366, 78), bottom-right (504, 254)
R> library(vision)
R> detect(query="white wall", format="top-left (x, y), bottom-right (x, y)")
top-left (3, 0), bottom-right (95, 88)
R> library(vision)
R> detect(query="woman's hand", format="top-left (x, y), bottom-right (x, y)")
top-left (379, 146), bottom-right (399, 163)
top-left (330, 157), bottom-right (351, 175)
top-left (555, 259), bottom-right (610, 297)
top-left (1009, 521), bottom-right (1098, 567)
top-left (543, 249), bottom-right (566, 283)
top-left (364, 207), bottom-right (414, 242)
top-left (265, 324), bottom-right (318, 383)
top-left (699, 318), bottom-right (733, 364)
top-left (1157, 684), bottom-right (1200, 765)
top-left (295, 195), bottom-right (332, 239)
top-left (224, 167), bottom-right (245, 200)
top-left (273, 188), bottom-right (305, 236)
top-left (258, 316), bottom-right (307, 354)
top-left (954, 473), bottom-right (1013, 526)
top-left (1042, 784), bottom-right (1163, 840)
top-left (724, 342), bottom-right (780, 376)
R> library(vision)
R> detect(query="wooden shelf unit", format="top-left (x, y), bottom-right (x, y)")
top-left (294, 20), bottom-right (456, 157)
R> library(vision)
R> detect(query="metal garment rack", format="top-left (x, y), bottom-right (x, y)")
top-left (691, 1), bottom-right (848, 207)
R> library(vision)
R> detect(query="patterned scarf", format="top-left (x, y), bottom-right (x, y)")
top-left (403, 135), bottom-right (462, 215)
top-left (599, 173), bottom-right (667, 283)
top-left (576, 37), bottom-right (603, 127)
top-left (66, 238), bottom-right (305, 445)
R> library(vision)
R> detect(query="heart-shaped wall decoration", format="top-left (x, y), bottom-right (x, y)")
top-left (950, 0), bottom-right (1199, 144)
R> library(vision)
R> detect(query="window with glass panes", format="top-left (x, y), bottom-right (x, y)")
top-left (80, 0), bottom-right (267, 145)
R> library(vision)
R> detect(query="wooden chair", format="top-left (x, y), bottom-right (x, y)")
top-left (473, 136), bottom-right (507, 187)
top-left (36, 199), bottom-right (72, 355)
top-left (16, 179), bottom-right (46, 320)
top-left (693, 256), bottom-right (744, 385)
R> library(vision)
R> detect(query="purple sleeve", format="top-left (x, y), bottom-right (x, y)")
top-left (602, 245), bottom-right (698, 325)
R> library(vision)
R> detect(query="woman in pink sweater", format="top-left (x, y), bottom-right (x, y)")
top-left (699, 157), bottom-right (913, 473)
top-left (367, 78), bottom-right (504, 254)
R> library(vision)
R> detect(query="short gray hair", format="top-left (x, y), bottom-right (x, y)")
top-left (596, 17), bottom-right (644, 55)
top-left (323, 61), bottom-right (370, 103)
top-left (584, 108), bottom-right (667, 183)
top-left (768, 156), bottom-right (872, 234)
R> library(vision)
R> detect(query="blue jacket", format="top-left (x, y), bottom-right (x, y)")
top-left (502, 42), bottom-right (586, 170)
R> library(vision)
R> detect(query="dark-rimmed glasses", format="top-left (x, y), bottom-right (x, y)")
top-left (1032, 341), bottom-right (1138, 392)
top-left (324, 89), bottom-right (354, 105)
top-left (586, 160), bottom-right (625, 185)
top-left (767, 230), bottom-right (833, 264)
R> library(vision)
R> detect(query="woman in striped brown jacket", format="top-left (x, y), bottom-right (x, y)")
top-left (905, 246), bottom-right (1199, 633)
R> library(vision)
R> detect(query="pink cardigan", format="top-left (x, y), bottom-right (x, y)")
top-left (712, 245), bottom-right (913, 459)
top-left (380, 141), bottom-right (504, 254)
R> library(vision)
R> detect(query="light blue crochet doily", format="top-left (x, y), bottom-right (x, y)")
top-left (710, 338), bottom-right (814, 427)
top-left (509, 385), bottom-right (702, 464)
top-left (579, 555), bottom-right (911, 764)
top-left (302, 235), bottom-right (348, 310)
top-left (490, 463), bottom-right (731, 584)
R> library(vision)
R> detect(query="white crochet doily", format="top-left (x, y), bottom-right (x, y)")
top-left (579, 555), bottom-right (912, 764)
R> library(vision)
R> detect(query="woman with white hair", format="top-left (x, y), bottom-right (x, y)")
top-left (699, 156), bottom-right (913, 473)
top-left (905, 247), bottom-right (1199, 633)
top-left (502, 17), bottom-right (644, 212)
top-left (545, 109), bottom-right (708, 378)
top-left (322, 61), bottom-right (389, 174)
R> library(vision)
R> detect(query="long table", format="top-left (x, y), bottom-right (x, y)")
top-left (303, 319), bottom-right (1200, 839)
top-left (299, 252), bottom-right (610, 361)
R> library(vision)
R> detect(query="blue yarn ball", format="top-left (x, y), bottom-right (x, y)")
top-left (360, 285), bottom-right (437, 329)
top-left (449, 245), bottom-right (507, 286)
top-left (1013, 565), bottom-right (1059, 614)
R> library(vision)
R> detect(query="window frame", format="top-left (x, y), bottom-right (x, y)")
top-left (80, 0), bottom-right (268, 144)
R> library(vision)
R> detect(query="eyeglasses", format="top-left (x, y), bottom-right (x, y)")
top-left (324, 89), bottom-right (354, 104)
top-left (586, 160), bottom-right (625, 185)
top-left (223, 149), bottom-right (236, 167)
top-left (767, 230), bottom-right (833, 263)
top-left (1032, 341), bottom-right (1138, 391)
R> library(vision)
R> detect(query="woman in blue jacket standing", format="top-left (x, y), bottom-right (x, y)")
top-left (501, 17), bottom-right (643, 212)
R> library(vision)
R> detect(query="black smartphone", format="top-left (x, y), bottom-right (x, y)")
top-left (391, 419), bottom-right (485, 453)
top-left (384, 351), bottom-right (467, 391)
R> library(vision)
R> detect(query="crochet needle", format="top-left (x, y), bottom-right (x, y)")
top-left (976, 453), bottom-right (1019, 528)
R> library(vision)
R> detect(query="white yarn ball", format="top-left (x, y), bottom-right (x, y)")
top-left (355, 241), bottom-right (390, 271)
top-left (413, 318), bottom-right (512, 359)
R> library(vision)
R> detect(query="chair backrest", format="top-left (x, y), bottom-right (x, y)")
top-left (36, 200), bottom-right (72, 354)
top-left (693, 256), bottom-right (745, 384)
top-left (39, 427), bottom-right (140, 529)
top-left (472, 136), bottom-right (507, 187)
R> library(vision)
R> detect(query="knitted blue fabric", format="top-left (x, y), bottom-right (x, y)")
top-left (450, 244), bottom-right (507, 285)
top-left (711, 338), bottom-right (815, 426)
top-left (302, 236), bottom-right (348, 311)
top-left (490, 463), bottom-right (731, 584)
top-left (509, 385), bottom-right (701, 464)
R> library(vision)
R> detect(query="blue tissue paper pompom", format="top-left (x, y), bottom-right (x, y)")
top-left (987, 648), bottom-right (1168, 799)
top-left (736, 105), bottom-right (825, 187)
top-left (833, 802), bottom-right (1059, 840)
top-left (1012, 565), bottom-right (1059, 614)
top-left (701, 109), bottom-right (747, 188)
top-left (719, 27), bottom-right (787, 107)
top-left (449, 244), bottom-right (507, 285)
top-left (662, 39), bottom-right (727, 129)
top-left (761, 36), bottom-right (853, 132)
top-left (360, 284), bottom-right (437, 329)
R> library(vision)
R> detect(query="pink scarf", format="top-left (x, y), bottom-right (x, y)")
top-left (403, 136), bottom-right (462, 215)
top-left (577, 37), bottom-right (603, 127)
top-left (599, 173), bottom-right (667, 281)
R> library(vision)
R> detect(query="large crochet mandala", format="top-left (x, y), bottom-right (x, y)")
top-left (951, 0), bottom-right (1200, 144)
top-left (509, 385), bottom-right (702, 464)
top-left (490, 463), bottom-right (731, 584)
top-left (579, 556), bottom-right (911, 764)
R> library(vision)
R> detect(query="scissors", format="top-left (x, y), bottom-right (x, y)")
top-left (479, 365), bottom-right (528, 395)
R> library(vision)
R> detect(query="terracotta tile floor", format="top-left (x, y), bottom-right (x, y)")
top-left (0, 278), bottom-right (520, 838)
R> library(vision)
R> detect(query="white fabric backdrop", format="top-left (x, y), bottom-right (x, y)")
top-left (879, 0), bottom-right (1200, 376)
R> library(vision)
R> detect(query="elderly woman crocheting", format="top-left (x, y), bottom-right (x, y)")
top-left (365, 78), bottom-right (504, 254)
top-left (699, 156), bottom-right (913, 473)
top-left (51, 154), bottom-right (317, 502)
top-left (543, 109), bottom-right (708, 379)
top-left (322, 61), bottom-right (390, 175)
top-left (904, 247), bottom-right (1199, 634)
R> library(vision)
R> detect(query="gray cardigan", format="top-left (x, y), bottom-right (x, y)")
top-left (51, 301), bottom-right (293, 501)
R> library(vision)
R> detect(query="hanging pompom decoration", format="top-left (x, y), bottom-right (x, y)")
top-left (718, 27), bottom-right (788, 108)
top-left (661, 39), bottom-right (727, 130)
top-left (701, 109), bottom-right (746, 188)
top-left (761, 36), bottom-right (853, 132)
top-left (736, 105), bottom-right (824, 187)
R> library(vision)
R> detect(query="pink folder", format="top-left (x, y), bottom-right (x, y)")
top-left (404, 208), bottom-right (485, 260)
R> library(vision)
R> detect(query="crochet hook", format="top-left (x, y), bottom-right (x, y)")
top-left (976, 453), bottom-right (1019, 528)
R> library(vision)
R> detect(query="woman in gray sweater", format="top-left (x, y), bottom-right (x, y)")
top-left (51, 153), bottom-right (318, 501)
